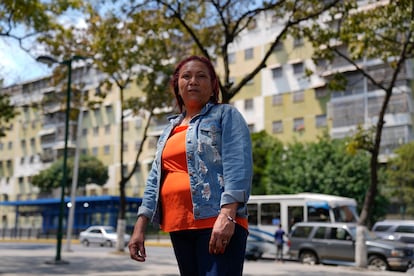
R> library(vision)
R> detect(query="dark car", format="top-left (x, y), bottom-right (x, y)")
top-left (288, 222), bottom-right (414, 272)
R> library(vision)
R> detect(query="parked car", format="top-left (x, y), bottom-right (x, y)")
top-left (245, 240), bottom-right (265, 261)
top-left (372, 220), bottom-right (414, 246)
top-left (288, 222), bottom-right (414, 272)
top-left (79, 225), bottom-right (130, 247)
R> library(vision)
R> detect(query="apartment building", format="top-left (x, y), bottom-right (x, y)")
top-left (1, 2), bottom-right (413, 231)
top-left (0, 65), bottom-right (163, 231)
top-left (225, 8), bottom-right (414, 159)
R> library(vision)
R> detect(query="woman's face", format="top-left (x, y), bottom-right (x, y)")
top-left (178, 60), bottom-right (214, 111)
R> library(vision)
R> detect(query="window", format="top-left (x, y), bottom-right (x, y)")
top-left (273, 43), bottom-right (283, 52)
top-left (396, 225), bottom-right (414, 233)
top-left (123, 121), bottom-right (129, 131)
top-left (92, 147), bottom-right (98, 156)
top-left (244, 48), bottom-right (254, 60)
top-left (82, 128), bottom-right (88, 136)
top-left (272, 95), bottom-right (283, 106)
top-left (247, 124), bottom-right (255, 133)
top-left (260, 203), bottom-right (281, 226)
top-left (93, 126), bottom-right (99, 136)
top-left (308, 204), bottom-right (329, 222)
top-left (272, 120), bottom-right (283, 134)
top-left (244, 99), bottom-right (254, 110)
top-left (30, 138), bottom-right (35, 147)
top-left (288, 206), bottom-right (304, 230)
top-left (314, 227), bottom-right (326, 239)
top-left (95, 87), bottom-right (102, 96)
top-left (105, 105), bottom-right (113, 113)
top-left (315, 87), bottom-right (328, 98)
top-left (292, 62), bottom-right (304, 74)
top-left (315, 114), bottom-right (327, 128)
top-left (135, 141), bottom-right (142, 151)
top-left (291, 226), bottom-right (313, 238)
top-left (293, 37), bottom-right (304, 47)
top-left (104, 124), bottom-right (111, 134)
top-left (327, 227), bottom-right (352, 241)
top-left (271, 67), bottom-right (283, 79)
top-left (104, 145), bottom-right (110, 155)
top-left (292, 91), bottom-right (304, 102)
top-left (8, 141), bottom-right (12, 150)
top-left (247, 203), bottom-right (258, 225)
top-left (293, 117), bottom-right (305, 132)
top-left (228, 53), bottom-right (236, 64)
top-left (81, 148), bottom-right (88, 155)
top-left (123, 143), bottom-right (128, 152)
top-left (373, 225), bottom-right (392, 232)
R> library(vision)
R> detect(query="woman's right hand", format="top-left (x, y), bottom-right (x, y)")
top-left (128, 215), bottom-right (148, 262)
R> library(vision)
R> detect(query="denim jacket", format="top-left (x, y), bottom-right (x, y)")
top-left (137, 102), bottom-right (253, 225)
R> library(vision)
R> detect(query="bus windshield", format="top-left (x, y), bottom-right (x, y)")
top-left (332, 205), bottom-right (359, 222)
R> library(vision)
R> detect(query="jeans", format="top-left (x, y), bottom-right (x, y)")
top-left (276, 243), bottom-right (283, 261)
top-left (169, 224), bottom-right (248, 276)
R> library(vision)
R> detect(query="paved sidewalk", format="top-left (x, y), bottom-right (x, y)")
top-left (0, 239), bottom-right (177, 276)
top-left (0, 239), bottom-right (411, 276)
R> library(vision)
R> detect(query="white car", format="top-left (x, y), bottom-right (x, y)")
top-left (79, 225), bottom-right (131, 247)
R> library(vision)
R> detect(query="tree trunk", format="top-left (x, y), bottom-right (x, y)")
top-left (355, 225), bottom-right (367, 268)
top-left (116, 218), bottom-right (126, 251)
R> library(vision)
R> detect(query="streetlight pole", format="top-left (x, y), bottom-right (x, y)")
top-left (36, 55), bottom-right (85, 264)
top-left (65, 87), bottom-right (85, 252)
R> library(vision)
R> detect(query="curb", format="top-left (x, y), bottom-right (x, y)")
top-left (0, 238), bottom-right (172, 247)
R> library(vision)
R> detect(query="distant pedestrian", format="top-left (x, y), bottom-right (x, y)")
top-left (274, 224), bottom-right (285, 262)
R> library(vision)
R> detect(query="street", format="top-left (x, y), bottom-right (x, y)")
top-left (0, 240), bottom-right (412, 276)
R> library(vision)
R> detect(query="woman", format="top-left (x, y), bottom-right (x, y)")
top-left (128, 55), bottom-right (253, 276)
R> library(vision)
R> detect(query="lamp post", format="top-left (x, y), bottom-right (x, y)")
top-left (36, 55), bottom-right (85, 263)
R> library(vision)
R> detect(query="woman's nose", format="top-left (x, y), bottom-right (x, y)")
top-left (189, 76), bottom-right (198, 84)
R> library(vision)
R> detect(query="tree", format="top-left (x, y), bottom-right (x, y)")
top-left (251, 131), bottom-right (283, 195)
top-left (31, 155), bottom-right (108, 193)
top-left (0, 0), bottom-right (82, 47)
top-left (0, 90), bottom-right (18, 137)
top-left (385, 142), bottom-right (414, 219)
top-left (0, 1), bottom-right (84, 135)
top-left (129, 0), bottom-right (342, 103)
top-left (252, 132), bottom-right (388, 223)
top-left (82, 5), bottom-right (184, 252)
top-left (297, 0), bottom-right (414, 267)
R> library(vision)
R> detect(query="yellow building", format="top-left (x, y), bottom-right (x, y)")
top-left (1, 7), bottom-right (413, 232)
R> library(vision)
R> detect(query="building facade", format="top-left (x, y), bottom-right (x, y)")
top-left (1, 3), bottom-right (413, 231)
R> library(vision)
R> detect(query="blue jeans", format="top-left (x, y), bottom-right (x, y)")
top-left (169, 224), bottom-right (248, 276)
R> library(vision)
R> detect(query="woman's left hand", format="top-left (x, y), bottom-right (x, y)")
top-left (209, 212), bottom-right (236, 254)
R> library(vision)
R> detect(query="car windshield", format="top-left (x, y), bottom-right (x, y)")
top-left (348, 226), bottom-right (380, 240)
top-left (103, 227), bottom-right (115, 233)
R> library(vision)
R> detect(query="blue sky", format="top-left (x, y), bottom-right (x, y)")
top-left (0, 38), bottom-right (51, 87)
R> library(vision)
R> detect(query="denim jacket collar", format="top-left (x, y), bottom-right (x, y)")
top-left (167, 102), bottom-right (216, 125)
